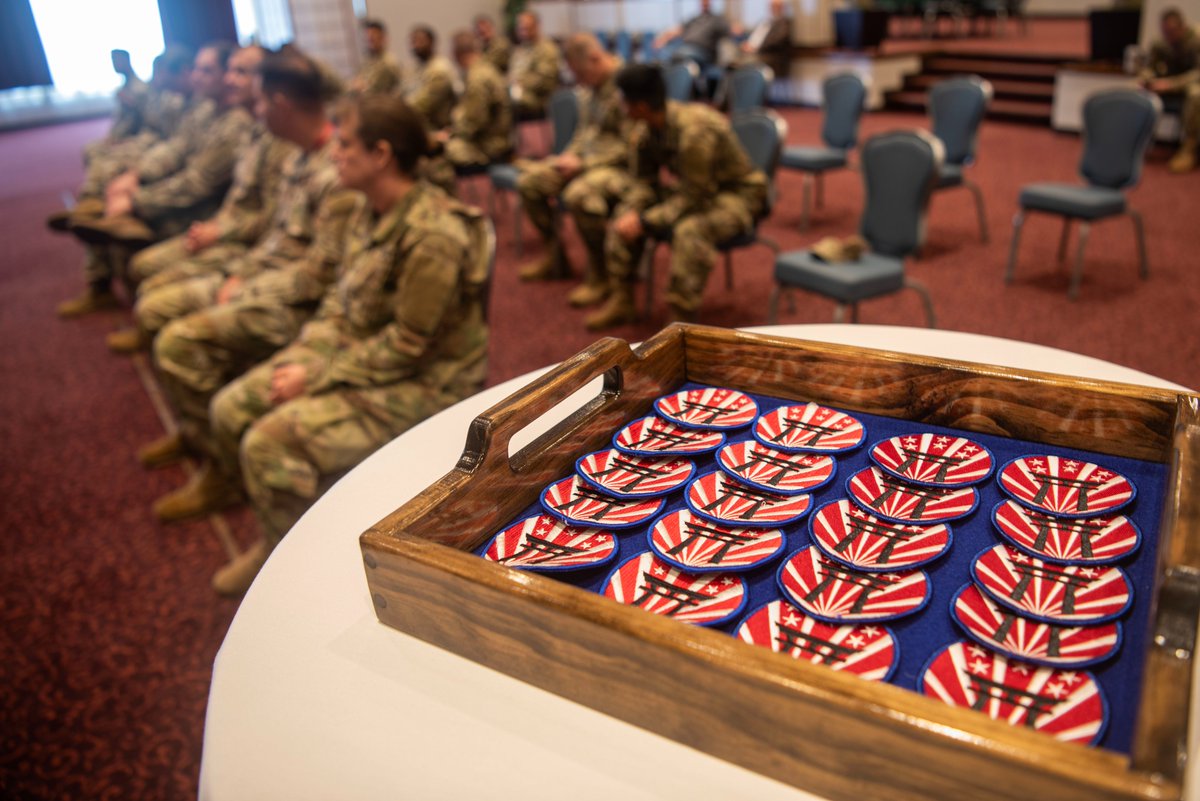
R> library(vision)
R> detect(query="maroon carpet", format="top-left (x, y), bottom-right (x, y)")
top-left (2, 85), bottom-right (1198, 799)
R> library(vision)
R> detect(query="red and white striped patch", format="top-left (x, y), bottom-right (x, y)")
top-left (484, 514), bottom-right (616, 571)
top-left (576, 449), bottom-right (695, 498)
top-left (613, 416), bottom-right (725, 456)
top-left (952, 583), bottom-right (1121, 668)
top-left (649, 509), bottom-right (785, 572)
top-left (998, 456), bottom-right (1134, 518)
top-left (870, 433), bottom-right (994, 487)
top-left (847, 466), bottom-right (978, 524)
top-left (686, 470), bottom-right (812, 527)
top-left (654, 387), bottom-right (758, 429)
top-left (777, 545), bottom-right (930, 623)
top-left (717, 440), bottom-right (835, 495)
top-left (603, 553), bottom-right (747, 626)
top-left (810, 499), bottom-right (951, 572)
top-left (737, 600), bottom-right (897, 681)
top-left (753, 403), bottom-right (866, 453)
top-left (991, 500), bottom-right (1141, 564)
top-left (920, 641), bottom-right (1107, 745)
top-left (972, 544), bottom-right (1132, 624)
top-left (540, 476), bottom-right (663, 529)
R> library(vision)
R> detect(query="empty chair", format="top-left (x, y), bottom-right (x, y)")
top-left (779, 72), bottom-right (867, 229)
top-left (1005, 88), bottom-right (1159, 300)
top-left (928, 75), bottom-right (992, 243)
top-left (723, 63), bottom-right (774, 114)
top-left (663, 60), bottom-right (700, 102)
top-left (770, 129), bottom-right (944, 326)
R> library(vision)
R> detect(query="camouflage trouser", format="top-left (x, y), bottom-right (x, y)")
top-left (153, 299), bottom-right (310, 457)
top-left (418, 155), bottom-right (458, 197)
top-left (128, 235), bottom-right (245, 291)
top-left (1184, 82), bottom-right (1200, 142)
top-left (78, 135), bottom-right (149, 197)
top-left (445, 137), bottom-right (489, 169)
top-left (606, 192), bottom-right (756, 313)
top-left (135, 273), bottom-right (222, 337)
top-left (517, 164), bottom-right (631, 265)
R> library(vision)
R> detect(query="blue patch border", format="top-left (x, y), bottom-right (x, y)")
top-left (868, 434), bottom-right (995, 488)
top-left (844, 466), bottom-right (980, 525)
top-left (684, 470), bottom-right (814, 528)
top-left (653, 388), bottom-right (759, 430)
top-left (481, 516), bottom-right (620, 574)
top-left (989, 500), bottom-right (1144, 566)
top-left (539, 477), bottom-right (665, 530)
top-left (807, 499), bottom-right (954, 573)
top-left (715, 441), bottom-right (838, 497)
top-left (612, 415), bottom-right (727, 457)
top-left (601, 552), bottom-right (750, 627)
top-left (574, 448), bottom-right (697, 499)
top-left (996, 456), bottom-right (1138, 519)
top-left (646, 509), bottom-right (787, 574)
top-left (751, 404), bottom-right (867, 454)
top-left (775, 545), bottom-right (932, 624)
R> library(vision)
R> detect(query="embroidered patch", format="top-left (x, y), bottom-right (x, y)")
top-left (483, 514), bottom-right (617, 572)
top-left (648, 509), bottom-right (785, 572)
top-left (686, 470), bottom-right (812, 527)
top-left (950, 583), bottom-right (1121, 668)
top-left (753, 403), bottom-right (866, 453)
top-left (971, 543), bottom-right (1132, 625)
top-left (575, 449), bottom-right (695, 498)
top-left (919, 641), bottom-right (1107, 746)
top-left (990, 500), bottom-right (1142, 565)
top-left (809, 499), bottom-right (952, 572)
top-left (716, 440), bottom-right (836, 495)
top-left (870, 433), bottom-right (994, 487)
top-left (653, 387), bottom-right (758, 430)
top-left (846, 466), bottom-right (978, 524)
top-left (602, 553), bottom-right (747, 626)
top-left (736, 600), bottom-right (898, 681)
top-left (776, 545), bottom-right (930, 623)
top-left (540, 476), bottom-right (664, 529)
top-left (613, 416), bottom-right (726, 456)
top-left (998, 456), bottom-right (1135, 518)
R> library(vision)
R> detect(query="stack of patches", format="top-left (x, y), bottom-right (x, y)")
top-left (920, 455), bottom-right (1136, 746)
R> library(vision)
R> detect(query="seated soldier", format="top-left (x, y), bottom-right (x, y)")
top-left (588, 63), bottom-right (767, 331)
top-left (510, 10), bottom-right (561, 119)
top-left (516, 32), bottom-right (632, 304)
top-left (350, 18), bottom-right (403, 96)
top-left (137, 49), bottom-right (363, 522)
top-left (1139, 8), bottom-right (1200, 172)
top-left (439, 30), bottom-right (513, 169)
top-left (402, 25), bottom-right (458, 131)
top-left (206, 94), bottom-right (490, 595)
top-left (103, 49), bottom-right (150, 145)
top-left (474, 13), bottom-right (512, 75)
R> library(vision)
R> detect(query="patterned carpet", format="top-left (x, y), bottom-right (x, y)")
top-left (2, 65), bottom-right (1198, 798)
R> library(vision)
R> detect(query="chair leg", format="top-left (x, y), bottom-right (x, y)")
top-left (906, 278), bottom-right (937, 328)
top-left (849, 303), bottom-right (859, 323)
top-left (833, 303), bottom-right (846, 323)
top-left (815, 173), bottom-right (825, 209)
top-left (966, 180), bottom-right (989, 243)
top-left (1005, 210), bottom-right (1025, 284)
top-left (512, 193), bottom-right (524, 260)
top-left (724, 250), bottom-right (733, 290)
top-left (800, 174), bottom-right (812, 231)
top-left (641, 241), bottom-right (658, 316)
top-left (768, 285), bottom-right (781, 323)
top-left (1056, 217), bottom-right (1072, 262)
top-left (1068, 222), bottom-right (1091, 300)
top-left (1130, 209), bottom-right (1148, 279)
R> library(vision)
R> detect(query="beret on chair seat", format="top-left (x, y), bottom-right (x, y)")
top-left (488, 163), bottom-right (520, 191)
top-left (774, 249), bottom-right (905, 303)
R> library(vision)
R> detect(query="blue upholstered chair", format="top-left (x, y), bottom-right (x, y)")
top-left (928, 75), bottom-right (993, 243)
top-left (1005, 87), bottom-right (1159, 300)
top-left (614, 30), bottom-right (634, 63)
top-left (723, 63), bottom-right (774, 115)
top-left (642, 109), bottom-right (788, 315)
top-left (779, 72), bottom-right (868, 230)
top-left (489, 87), bottom-right (579, 258)
top-left (663, 60), bottom-right (700, 101)
top-left (770, 129), bottom-right (943, 326)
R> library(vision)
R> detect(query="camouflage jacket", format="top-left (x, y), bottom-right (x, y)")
top-left (511, 38), bottom-right (561, 111)
top-left (452, 60), bottom-right (513, 159)
top-left (484, 34), bottom-right (513, 75)
top-left (134, 96), bottom-right (216, 184)
top-left (1143, 28), bottom-right (1200, 90)
top-left (213, 128), bottom-right (300, 245)
top-left (302, 181), bottom-right (489, 406)
top-left (354, 51), bottom-right (404, 95)
top-left (132, 105), bottom-right (256, 223)
top-left (404, 56), bottom-right (458, 130)
top-left (563, 70), bottom-right (628, 172)
top-left (625, 101), bottom-right (768, 229)
top-left (140, 86), bottom-right (187, 140)
top-left (109, 75), bottom-right (150, 141)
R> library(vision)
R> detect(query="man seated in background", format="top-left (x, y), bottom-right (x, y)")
top-left (1140, 8), bottom-right (1200, 172)
top-left (653, 0), bottom-right (739, 69)
top-left (516, 32), bottom-right (631, 305)
top-left (474, 13), bottom-right (512, 75)
top-left (207, 94), bottom-right (489, 596)
top-left (588, 63), bottom-right (767, 330)
top-left (510, 11), bottom-right (561, 119)
top-left (736, 0), bottom-right (791, 79)
top-left (440, 30), bottom-right (513, 169)
top-left (350, 18), bottom-right (403, 96)
top-left (402, 25), bottom-right (458, 132)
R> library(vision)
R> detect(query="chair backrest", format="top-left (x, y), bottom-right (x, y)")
top-left (727, 63), bottom-right (774, 115)
top-left (821, 72), bottom-right (868, 151)
top-left (929, 75), bottom-right (992, 167)
top-left (1079, 88), bottom-right (1160, 190)
top-left (547, 88), bottom-right (580, 155)
top-left (860, 129), bottom-right (944, 258)
top-left (663, 60), bottom-right (699, 102)
top-left (731, 109), bottom-right (788, 212)
top-left (614, 30), bottom-right (634, 63)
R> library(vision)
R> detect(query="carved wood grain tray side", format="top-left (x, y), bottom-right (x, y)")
top-left (361, 324), bottom-right (1200, 801)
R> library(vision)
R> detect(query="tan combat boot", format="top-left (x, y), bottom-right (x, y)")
top-left (584, 284), bottom-right (637, 331)
top-left (106, 326), bottom-right (151, 354)
top-left (70, 214), bottom-right (155, 247)
top-left (137, 431), bottom-right (187, 469)
top-left (48, 197), bottom-right (104, 232)
top-left (56, 286), bottom-right (119, 318)
top-left (518, 241), bottom-right (571, 281)
top-left (212, 538), bottom-right (273, 597)
top-left (1168, 141), bottom-right (1196, 174)
top-left (153, 463), bottom-right (243, 522)
top-left (567, 250), bottom-right (610, 307)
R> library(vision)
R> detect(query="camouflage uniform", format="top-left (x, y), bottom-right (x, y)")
top-left (606, 101), bottom-right (767, 314)
top-left (209, 182), bottom-right (489, 541)
top-left (354, 51), bottom-right (404, 95)
top-left (510, 38), bottom-right (561, 118)
top-left (151, 141), bottom-right (364, 455)
top-left (516, 72), bottom-right (630, 270)
top-left (1142, 28), bottom-right (1200, 148)
top-left (445, 59), bottom-right (513, 167)
top-left (403, 56), bottom-right (458, 130)
top-left (484, 34), bottom-right (513, 75)
top-left (82, 86), bottom-right (185, 173)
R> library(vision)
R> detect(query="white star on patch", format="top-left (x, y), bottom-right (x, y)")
top-left (1011, 662), bottom-right (1031, 675)
top-left (970, 658), bottom-right (990, 675)
top-left (652, 566), bottom-right (666, 577)
top-left (969, 645), bottom-right (988, 658)
top-left (1058, 671), bottom-right (1079, 684)
top-left (782, 612), bottom-right (800, 627)
top-left (845, 635), bottom-right (865, 648)
top-left (1045, 682), bottom-right (1067, 699)
top-left (861, 626), bottom-right (880, 637)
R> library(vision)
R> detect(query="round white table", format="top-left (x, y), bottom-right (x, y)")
top-left (197, 326), bottom-right (1197, 801)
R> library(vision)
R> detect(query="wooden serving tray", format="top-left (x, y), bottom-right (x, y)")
top-left (360, 324), bottom-right (1200, 801)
